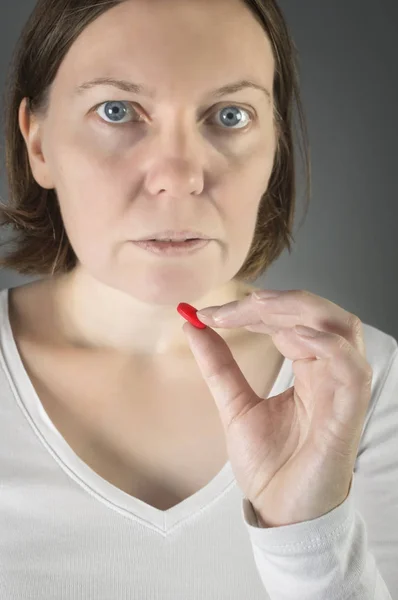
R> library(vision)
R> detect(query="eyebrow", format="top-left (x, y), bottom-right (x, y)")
top-left (74, 77), bottom-right (272, 103)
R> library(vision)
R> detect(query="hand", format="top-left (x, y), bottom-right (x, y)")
top-left (182, 289), bottom-right (373, 528)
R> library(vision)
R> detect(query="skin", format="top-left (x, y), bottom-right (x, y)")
top-left (18, 0), bottom-right (278, 362)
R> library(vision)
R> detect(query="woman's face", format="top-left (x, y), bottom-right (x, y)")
top-left (21, 0), bottom-right (278, 305)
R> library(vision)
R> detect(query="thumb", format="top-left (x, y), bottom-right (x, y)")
top-left (182, 321), bottom-right (258, 431)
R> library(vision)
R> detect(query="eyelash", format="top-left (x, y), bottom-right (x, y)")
top-left (92, 101), bottom-right (255, 132)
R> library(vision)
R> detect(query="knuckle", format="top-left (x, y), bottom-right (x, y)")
top-left (336, 334), bottom-right (351, 352)
top-left (346, 312), bottom-right (363, 335)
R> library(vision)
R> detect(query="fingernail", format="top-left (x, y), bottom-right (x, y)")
top-left (212, 301), bottom-right (241, 321)
top-left (198, 302), bottom-right (238, 322)
top-left (196, 306), bottom-right (221, 320)
top-left (252, 290), bottom-right (281, 300)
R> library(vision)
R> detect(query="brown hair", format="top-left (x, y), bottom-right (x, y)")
top-left (0, 0), bottom-right (311, 283)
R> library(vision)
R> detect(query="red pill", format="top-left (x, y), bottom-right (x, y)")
top-left (177, 303), bottom-right (207, 329)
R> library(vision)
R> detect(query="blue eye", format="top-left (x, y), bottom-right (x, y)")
top-left (95, 101), bottom-right (253, 130)
top-left (96, 101), bottom-right (134, 124)
top-left (214, 106), bottom-right (252, 129)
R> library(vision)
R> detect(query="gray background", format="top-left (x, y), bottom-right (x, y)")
top-left (0, 0), bottom-right (397, 342)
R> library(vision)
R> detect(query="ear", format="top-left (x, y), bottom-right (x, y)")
top-left (18, 97), bottom-right (55, 190)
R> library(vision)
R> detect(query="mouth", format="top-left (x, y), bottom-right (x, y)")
top-left (148, 238), bottom-right (200, 242)
top-left (132, 238), bottom-right (211, 255)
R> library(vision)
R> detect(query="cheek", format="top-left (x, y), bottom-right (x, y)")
top-left (221, 142), bottom-right (275, 212)
top-left (51, 146), bottom-right (126, 247)
top-left (217, 143), bottom-right (275, 248)
top-left (55, 132), bottom-right (123, 186)
top-left (53, 133), bottom-right (127, 201)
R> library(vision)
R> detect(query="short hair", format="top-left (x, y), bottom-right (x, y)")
top-left (0, 0), bottom-right (311, 283)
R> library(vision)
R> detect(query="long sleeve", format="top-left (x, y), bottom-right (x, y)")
top-left (240, 341), bottom-right (398, 600)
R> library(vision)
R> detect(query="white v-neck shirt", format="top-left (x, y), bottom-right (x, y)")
top-left (0, 286), bottom-right (396, 599)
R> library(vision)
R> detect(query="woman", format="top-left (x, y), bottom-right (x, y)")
top-left (0, 0), bottom-right (396, 598)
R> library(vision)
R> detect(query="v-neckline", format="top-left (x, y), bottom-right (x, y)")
top-left (0, 286), bottom-right (292, 532)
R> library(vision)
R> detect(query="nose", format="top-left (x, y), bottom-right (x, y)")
top-left (145, 156), bottom-right (204, 199)
top-left (144, 117), bottom-right (206, 198)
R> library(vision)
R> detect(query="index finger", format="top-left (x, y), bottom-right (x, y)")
top-left (197, 289), bottom-right (366, 359)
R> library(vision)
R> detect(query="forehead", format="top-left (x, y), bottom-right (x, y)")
top-left (55, 0), bottom-right (275, 100)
